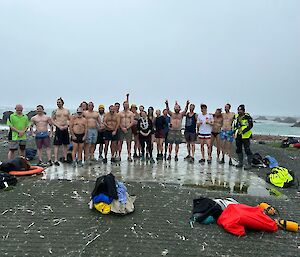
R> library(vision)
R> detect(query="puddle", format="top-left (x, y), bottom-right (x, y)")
top-left (39, 146), bottom-right (285, 198)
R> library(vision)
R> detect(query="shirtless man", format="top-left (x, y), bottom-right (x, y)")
top-left (219, 103), bottom-right (235, 165)
top-left (69, 107), bottom-right (87, 167)
top-left (165, 100), bottom-right (189, 161)
top-left (52, 97), bottom-right (70, 166)
top-left (130, 104), bottom-right (140, 159)
top-left (30, 105), bottom-right (53, 166)
top-left (83, 102), bottom-right (101, 163)
top-left (119, 101), bottom-right (134, 161)
top-left (96, 104), bottom-right (106, 161)
top-left (184, 104), bottom-right (198, 163)
top-left (211, 108), bottom-right (223, 161)
top-left (103, 105), bottom-right (120, 163)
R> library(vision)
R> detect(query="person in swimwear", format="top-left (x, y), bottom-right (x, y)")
top-left (70, 107), bottom-right (87, 167)
top-left (211, 108), bottom-right (223, 161)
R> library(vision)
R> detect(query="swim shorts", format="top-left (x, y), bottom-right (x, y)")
top-left (155, 129), bottom-right (165, 139)
top-left (220, 130), bottom-right (234, 142)
top-left (96, 131), bottom-right (105, 144)
top-left (198, 133), bottom-right (211, 140)
top-left (35, 131), bottom-right (51, 149)
top-left (72, 133), bottom-right (85, 144)
top-left (53, 127), bottom-right (70, 145)
top-left (167, 130), bottom-right (183, 144)
top-left (119, 128), bottom-right (133, 141)
top-left (104, 130), bottom-right (118, 141)
top-left (184, 131), bottom-right (197, 143)
top-left (86, 128), bottom-right (98, 144)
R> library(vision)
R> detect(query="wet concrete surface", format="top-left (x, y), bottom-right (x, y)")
top-left (41, 147), bottom-right (284, 198)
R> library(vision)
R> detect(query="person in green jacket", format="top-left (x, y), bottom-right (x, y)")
top-left (7, 104), bottom-right (30, 160)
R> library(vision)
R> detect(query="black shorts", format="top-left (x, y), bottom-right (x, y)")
top-left (96, 131), bottom-right (105, 144)
top-left (53, 127), bottom-right (70, 145)
top-left (72, 133), bottom-right (84, 144)
top-left (104, 130), bottom-right (118, 141)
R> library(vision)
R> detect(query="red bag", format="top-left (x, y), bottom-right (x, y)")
top-left (217, 204), bottom-right (278, 236)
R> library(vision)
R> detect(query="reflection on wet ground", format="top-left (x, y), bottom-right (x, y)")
top-left (41, 147), bottom-right (284, 198)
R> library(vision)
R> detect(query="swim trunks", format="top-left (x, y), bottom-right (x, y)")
top-left (155, 129), bottom-right (165, 139)
top-left (35, 131), bottom-right (50, 149)
top-left (86, 128), bottom-right (98, 144)
top-left (53, 127), bottom-right (70, 145)
top-left (211, 132), bottom-right (220, 137)
top-left (220, 130), bottom-right (234, 142)
top-left (72, 133), bottom-right (85, 144)
top-left (119, 128), bottom-right (133, 141)
top-left (184, 131), bottom-right (197, 143)
top-left (96, 131), bottom-right (105, 144)
top-left (104, 130), bottom-right (118, 141)
top-left (167, 130), bottom-right (183, 144)
top-left (198, 133), bottom-right (211, 140)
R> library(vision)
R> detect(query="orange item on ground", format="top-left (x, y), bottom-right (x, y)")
top-left (9, 166), bottom-right (44, 176)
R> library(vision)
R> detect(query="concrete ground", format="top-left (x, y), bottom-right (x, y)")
top-left (0, 144), bottom-right (299, 257)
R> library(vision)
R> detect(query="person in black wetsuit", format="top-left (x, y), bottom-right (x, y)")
top-left (184, 104), bottom-right (198, 163)
top-left (154, 110), bottom-right (167, 160)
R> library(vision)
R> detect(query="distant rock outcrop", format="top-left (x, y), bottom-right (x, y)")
top-left (273, 117), bottom-right (282, 122)
top-left (26, 110), bottom-right (37, 120)
top-left (1, 111), bottom-right (13, 124)
top-left (282, 117), bottom-right (297, 124)
top-left (292, 122), bottom-right (300, 127)
top-left (256, 116), bottom-right (267, 121)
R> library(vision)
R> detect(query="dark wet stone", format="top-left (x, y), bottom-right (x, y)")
top-left (1, 111), bottom-right (13, 124)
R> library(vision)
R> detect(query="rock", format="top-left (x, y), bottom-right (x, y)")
top-left (281, 117), bottom-right (297, 124)
top-left (256, 116), bottom-right (268, 121)
top-left (273, 117), bottom-right (282, 122)
top-left (26, 110), bottom-right (37, 120)
top-left (1, 111), bottom-right (13, 124)
top-left (292, 122), bottom-right (300, 127)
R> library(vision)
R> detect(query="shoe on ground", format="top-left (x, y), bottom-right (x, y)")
top-left (167, 155), bottom-right (171, 161)
top-left (103, 158), bottom-right (107, 164)
top-left (54, 161), bottom-right (60, 166)
top-left (189, 157), bottom-right (195, 163)
top-left (199, 159), bottom-right (205, 163)
top-left (37, 160), bottom-right (43, 166)
top-left (219, 158), bottom-right (225, 164)
top-left (141, 156), bottom-right (145, 162)
top-left (72, 161), bottom-right (77, 168)
top-left (229, 159), bottom-right (233, 166)
top-left (78, 160), bottom-right (83, 167)
top-left (184, 155), bottom-right (191, 160)
top-left (47, 160), bottom-right (53, 166)
top-left (207, 159), bottom-right (212, 164)
top-left (98, 155), bottom-right (103, 161)
top-left (150, 157), bottom-right (155, 164)
top-left (111, 157), bottom-right (115, 163)
top-left (127, 157), bottom-right (133, 162)
top-left (133, 153), bottom-right (138, 159)
top-left (175, 156), bottom-right (178, 162)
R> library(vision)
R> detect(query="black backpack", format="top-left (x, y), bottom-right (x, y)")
top-left (0, 173), bottom-right (17, 189)
top-left (251, 153), bottom-right (264, 166)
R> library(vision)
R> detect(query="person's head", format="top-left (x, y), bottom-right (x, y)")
top-left (215, 108), bottom-right (222, 117)
top-left (80, 101), bottom-right (88, 111)
top-left (140, 110), bottom-right (147, 118)
top-left (15, 104), bottom-right (23, 115)
top-left (57, 97), bottom-right (64, 108)
top-left (98, 104), bottom-right (105, 114)
top-left (225, 103), bottom-right (231, 113)
top-left (115, 102), bottom-right (120, 112)
top-left (139, 105), bottom-right (144, 112)
top-left (88, 102), bottom-right (94, 111)
top-left (148, 106), bottom-right (154, 116)
top-left (76, 107), bottom-right (83, 117)
top-left (156, 109), bottom-right (161, 117)
top-left (130, 104), bottom-right (137, 113)
top-left (200, 104), bottom-right (207, 114)
top-left (109, 105), bottom-right (115, 114)
top-left (237, 104), bottom-right (245, 116)
top-left (163, 109), bottom-right (168, 116)
top-left (174, 104), bottom-right (181, 114)
top-left (123, 101), bottom-right (129, 110)
top-left (36, 105), bottom-right (44, 115)
top-left (189, 104), bottom-right (195, 112)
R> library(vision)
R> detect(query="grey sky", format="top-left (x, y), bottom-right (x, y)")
top-left (0, 0), bottom-right (299, 116)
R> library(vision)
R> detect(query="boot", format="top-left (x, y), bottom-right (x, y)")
top-left (236, 153), bottom-right (243, 168)
top-left (244, 155), bottom-right (253, 170)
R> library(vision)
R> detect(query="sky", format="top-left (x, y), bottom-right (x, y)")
top-left (0, 0), bottom-right (299, 116)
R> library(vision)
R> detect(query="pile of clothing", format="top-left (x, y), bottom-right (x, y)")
top-left (89, 173), bottom-right (136, 215)
top-left (190, 197), bottom-right (299, 236)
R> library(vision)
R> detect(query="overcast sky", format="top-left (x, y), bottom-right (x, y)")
top-left (0, 0), bottom-right (299, 116)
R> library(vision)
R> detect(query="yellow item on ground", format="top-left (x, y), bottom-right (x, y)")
top-left (94, 202), bottom-right (111, 214)
top-left (276, 219), bottom-right (299, 232)
top-left (258, 202), bottom-right (276, 215)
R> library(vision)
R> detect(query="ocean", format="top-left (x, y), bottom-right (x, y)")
top-left (1, 107), bottom-right (300, 137)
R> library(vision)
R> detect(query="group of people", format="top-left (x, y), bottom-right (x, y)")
top-left (6, 94), bottom-right (254, 169)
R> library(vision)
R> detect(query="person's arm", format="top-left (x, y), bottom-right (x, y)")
top-left (196, 116), bottom-right (201, 133)
top-left (208, 115), bottom-right (214, 126)
top-left (69, 118), bottom-right (75, 138)
top-left (113, 115), bottom-right (120, 135)
top-left (97, 114), bottom-right (101, 130)
top-left (242, 114), bottom-right (253, 133)
top-left (165, 100), bottom-right (173, 116)
top-left (127, 112), bottom-right (134, 129)
top-left (51, 110), bottom-right (59, 128)
top-left (126, 93), bottom-right (129, 104)
top-left (103, 114), bottom-right (108, 129)
top-left (48, 117), bottom-right (53, 137)
top-left (30, 117), bottom-right (35, 136)
top-left (181, 100), bottom-right (190, 116)
top-left (83, 118), bottom-right (88, 140)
